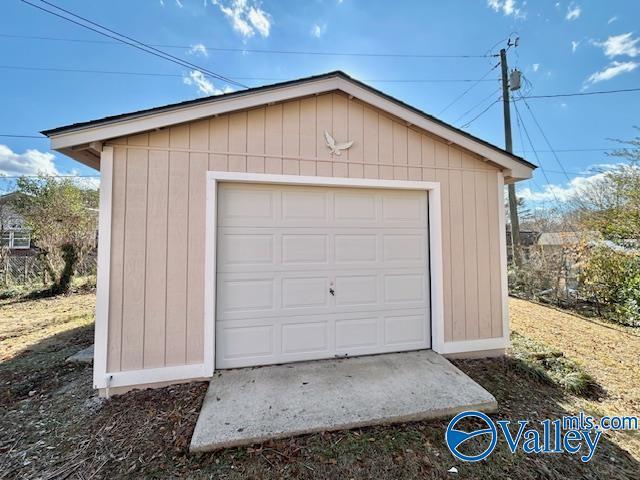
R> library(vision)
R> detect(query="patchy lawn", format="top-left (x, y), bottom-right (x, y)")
top-left (0, 293), bottom-right (638, 479)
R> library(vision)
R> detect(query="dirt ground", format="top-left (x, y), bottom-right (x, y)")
top-left (0, 293), bottom-right (638, 479)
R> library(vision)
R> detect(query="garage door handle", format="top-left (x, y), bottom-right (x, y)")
top-left (329, 288), bottom-right (335, 296)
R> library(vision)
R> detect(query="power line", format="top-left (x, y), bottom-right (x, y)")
top-left (453, 87), bottom-right (502, 125)
top-left (437, 62), bottom-right (500, 115)
top-left (459, 97), bottom-right (502, 129)
top-left (519, 95), bottom-right (573, 184)
top-left (0, 65), bottom-right (500, 84)
top-left (516, 87), bottom-right (640, 99)
top-left (33, 0), bottom-right (248, 88)
top-left (19, 0), bottom-right (248, 89)
top-left (0, 32), bottom-right (496, 59)
top-left (513, 101), bottom-right (567, 207)
top-left (516, 148), bottom-right (612, 153)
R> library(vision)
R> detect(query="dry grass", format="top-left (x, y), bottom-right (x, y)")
top-left (0, 292), bottom-right (638, 479)
top-left (0, 293), bottom-right (95, 361)
top-left (510, 297), bottom-right (640, 416)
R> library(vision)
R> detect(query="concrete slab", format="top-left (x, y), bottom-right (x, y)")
top-left (66, 345), bottom-right (94, 364)
top-left (190, 350), bottom-right (496, 452)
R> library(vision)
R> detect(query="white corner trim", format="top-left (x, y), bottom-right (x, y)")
top-left (203, 172), bottom-right (446, 371)
top-left (203, 173), bottom-right (217, 378)
top-left (93, 146), bottom-right (113, 389)
top-left (497, 172), bottom-right (511, 348)
top-left (427, 183), bottom-right (446, 353)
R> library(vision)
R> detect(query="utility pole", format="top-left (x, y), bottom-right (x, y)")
top-left (500, 47), bottom-right (522, 267)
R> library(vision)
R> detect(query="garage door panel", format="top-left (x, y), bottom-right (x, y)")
top-left (333, 191), bottom-right (377, 223)
top-left (281, 190), bottom-right (329, 224)
top-left (282, 277), bottom-right (329, 309)
top-left (384, 314), bottom-right (425, 346)
top-left (282, 234), bottom-right (328, 264)
top-left (220, 325), bottom-right (274, 359)
top-left (335, 317), bottom-right (378, 349)
top-left (334, 234), bottom-right (378, 263)
top-left (384, 273), bottom-right (426, 304)
top-left (382, 193), bottom-right (427, 226)
top-left (217, 278), bottom-right (275, 313)
top-left (383, 234), bottom-right (426, 263)
top-left (334, 274), bottom-right (378, 306)
top-left (282, 322), bottom-right (328, 354)
top-left (218, 186), bottom-right (276, 226)
top-left (219, 233), bottom-right (275, 266)
top-left (216, 183), bottom-right (430, 369)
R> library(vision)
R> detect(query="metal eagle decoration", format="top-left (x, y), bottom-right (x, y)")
top-left (324, 130), bottom-right (354, 156)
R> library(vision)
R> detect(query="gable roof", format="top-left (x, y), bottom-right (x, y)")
top-left (42, 71), bottom-right (535, 179)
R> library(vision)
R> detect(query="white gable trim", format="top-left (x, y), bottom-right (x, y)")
top-left (48, 75), bottom-right (533, 179)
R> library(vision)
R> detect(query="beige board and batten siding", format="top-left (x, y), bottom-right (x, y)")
top-left (105, 91), bottom-right (504, 374)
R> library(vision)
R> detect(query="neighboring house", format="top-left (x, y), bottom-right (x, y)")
top-left (505, 226), bottom-right (540, 262)
top-left (0, 192), bottom-right (34, 255)
top-left (43, 71), bottom-right (536, 396)
top-left (537, 231), bottom-right (600, 249)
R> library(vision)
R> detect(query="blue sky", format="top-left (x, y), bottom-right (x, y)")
top-left (1, 0), bottom-right (639, 204)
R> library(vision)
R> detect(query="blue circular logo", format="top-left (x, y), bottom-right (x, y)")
top-left (446, 411), bottom-right (497, 462)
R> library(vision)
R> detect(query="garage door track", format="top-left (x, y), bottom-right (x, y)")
top-left (190, 350), bottom-right (496, 451)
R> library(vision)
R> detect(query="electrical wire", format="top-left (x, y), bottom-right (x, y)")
top-left (518, 95), bottom-right (574, 184)
top-left (453, 86), bottom-right (502, 125)
top-left (437, 62), bottom-right (501, 115)
top-left (0, 32), bottom-right (496, 59)
top-left (459, 97), bottom-right (502, 129)
top-left (516, 87), bottom-right (640, 99)
top-left (513, 100), bottom-right (566, 206)
top-left (19, 0), bottom-right (248, 89)
top-left (0, 65), bottom-right (500, 84)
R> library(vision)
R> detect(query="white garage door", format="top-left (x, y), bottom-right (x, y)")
top-left (215, 183), bottom-right (431, 369)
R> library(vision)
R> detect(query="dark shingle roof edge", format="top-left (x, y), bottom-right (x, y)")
top-left (41, 70), bottom-right (536, 170)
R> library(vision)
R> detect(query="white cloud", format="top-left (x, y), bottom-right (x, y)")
top-left (247, 6), bottom-right (270, 36)
top-left (520, 171), bottom-right (608, 203)
top-left (183, 70), bottom-right (234, 96)
top-left (594, 32), bottom-right (640, 58)
top-left (310, 23), bottom-right (327, 38)
top-left (571, 40), bottom-right (580, 52)
top-left (565, 2), bottom-right (581, 21)
top-left (607, 16), bottom-right (618, 25)
top-left (486, 0), bottom-right (525, 18)
top-left (212, 0), bottom-right (272, 39)
top-left (175, 0), bottom-right (183, 7)
top-left (187, 43), bottom-right (209, 57)
top-left (532, 63), bottom-right (540, 72)
top-left (584, 61), bottom-right (638, 86)
top-left (0, 145), bottom-right (58, 177)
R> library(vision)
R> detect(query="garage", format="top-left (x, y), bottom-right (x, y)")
top-left (215, 182), bottom-right (431, 368)
top-left (43, 71), bottom-right (536, 393)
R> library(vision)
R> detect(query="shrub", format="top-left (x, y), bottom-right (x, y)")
top-left (578, 245), bottom-right (640, 327)
top-left (510, 332), bottom-right (598, 396)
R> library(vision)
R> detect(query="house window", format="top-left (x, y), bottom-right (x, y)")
top-left (0, 230), bottom-right (31, 249)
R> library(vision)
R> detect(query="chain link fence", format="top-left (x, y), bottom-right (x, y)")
top-left (0, 253), bottom-right (97, 287)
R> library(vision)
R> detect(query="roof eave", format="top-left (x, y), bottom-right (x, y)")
top-left (43, 71), bottom-right (535, 179)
